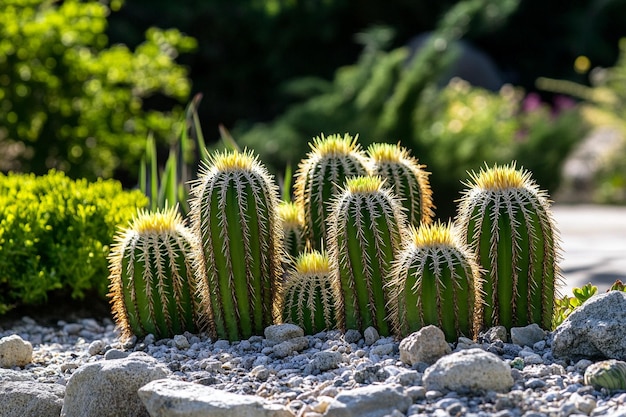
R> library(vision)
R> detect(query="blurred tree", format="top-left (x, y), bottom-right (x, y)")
top-left (0, 0), bottom-right (196, 183)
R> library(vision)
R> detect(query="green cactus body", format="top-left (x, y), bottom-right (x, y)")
top-left (107, 207), bottom-right (204, 340)
top-left (294, 133), bottom-right (369, 250)
top-left (280, 251), bottom-right (337, 334)
top-left (328, 175), bottom-right (408, 336)
top-left (584, 360), bottom-right (626, 392)
top-left (189, 150), bottom-right (282, 341)
top-left (388, 222), bottom-right (482, 341)
top-left (277, 201), bottom-right (305, 261)
top-left (456, 163), bottom-right (561, 331)
top-left (367, 142), bottom-right (435, 226)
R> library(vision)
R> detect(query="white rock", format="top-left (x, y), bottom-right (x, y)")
top-left (138, 378), bottom-right (293, 417)
top-left (264, 324), bottom-right (304, 345)
top-left (510, 324), bottom-right (546, 347)
top-left (423, 348), bottom-right (513, 393)
top-left (552, 291), bottom-right (626, 360)
top-left (1, 380), bottom-right (64, 417)
top-left (399, 325), bottom-right (451, 366)
top-left (323, 384), bottom-right (411, 417)
top-left (0, 368), bottom-right (34, 382)
top-left (0, 334), bottom-right (33, 368)
top-left (61, 353), bottom-right (171, 417)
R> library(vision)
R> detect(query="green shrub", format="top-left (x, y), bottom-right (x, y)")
top-left (0, 170), bottom-right (147, 314)
top-left (0, 0), bottom-right (196, 181)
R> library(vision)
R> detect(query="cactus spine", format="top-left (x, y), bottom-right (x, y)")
top-left (584, 360), bottom-right (626, 392)
top-left (189, 150), bottom-right (282, 341)
top-left (294, 133), bottom-right (369, 250)
top-left (367, 142), bottom-right (435, 226)
top-left (279, 251), bottom-right (337, 334)
top-left (328, 175), bottom-right (407, 336)
top-left (107, 206), bottom-right (205, 340)
top-left (456, 163), bottom-right (560, 331)
top-left (388, 222), bottom-right (482, 341)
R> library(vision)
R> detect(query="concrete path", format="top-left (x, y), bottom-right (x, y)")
top-left (552, 204), bottom-right (626, 296)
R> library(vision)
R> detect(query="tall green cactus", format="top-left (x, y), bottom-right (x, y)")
top-left (367, 142), bottom-right (435, 226)
top-left (107, 206), bottom-right (205, 340)
top-left (279, 250), bottom-right (337, 334)
top-left (456, 163), bottom-right (561, 331)
top-left (277, 201), bottom-right (305, 261)
top-left (388, 221), bottom-right (482, 342)
top-left (294, 133), bottom-right (369, 250)
top-left (189, 150), bottom-right (283, 341)
top-left (328, 175), bottom-right (408, 336)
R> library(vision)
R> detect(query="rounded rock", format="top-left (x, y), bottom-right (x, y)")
top-left (0, 335), bottom-right (33, 368)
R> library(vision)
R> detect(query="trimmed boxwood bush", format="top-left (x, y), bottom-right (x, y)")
top-left (0, 170), bottom-right (147, 314)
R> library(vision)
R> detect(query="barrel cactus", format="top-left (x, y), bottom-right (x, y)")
top-left (328, 175), bottom-right (408, 336)
top-left (584, 360), bottom-right (626, 392)
top-left (388, 221), bottom-right (482, 341)
top-left (279, 250), bottom-right (337, 334)
top-left (294, 133), bottom-right (369, 250)
top-left (107, 206), bottom-right (205, 340)
top-left (367, 142), bottom-right (435, 226)
top-left (277, 200), bottom-right (305, 262)
top-left (456, 163), bottom-right (561, 331)
top-left (189, 150), bottom-right (283, 341)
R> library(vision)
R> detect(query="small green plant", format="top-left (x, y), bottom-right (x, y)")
top-left (107, 206), bottom-right (205, 340)
top-left (294, 133), bottom-right (369, 250)
top-left (279, 250), bottom-right (337, 334)
top-left (189, 150), bottom-right (283, 341)
top-left (584, 360), bottom-right (626, 392)
top-left (0, 170), bottom-right (147, 315)
top-left (388, 221), bottom-right (482, 341)
top-left (456, 163), bottom-right (560, 331)
top-left (552, 283), bottom-right (597, 328)
top-left (366, 142), bottom-right (435, 226)
top-left (328, 175), bottom-right (408, 336)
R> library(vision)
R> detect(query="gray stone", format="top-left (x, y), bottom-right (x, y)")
top-left (264, 324), bottom-right (304, 346)
top-left (483, 326), bottom-right (508, 343)
top-left (323, 384), bottom-right (411, 417)
top-left (399, 325), bottom-right (451, 366)
top-left (552, 291), bottom-right (626, 360)
top-left (0, 380), bottom-right (64, 417)
top-left (510, 324), bottom-right (546, 347)
top-left (0, 334), bottom-right (33, 368)
top-left (423, 348), bottom-right (513, 393)
top-left (272, 336), bottom-right (309, 358)
top-left (363, 327), bottom-right (379, 345)
top-left (344, 329), bottom-right (362, 344)
top-left (0, 368), bottom-right (34, 382)
top-left (311, 350), bottom-right (343, 372)
top-left (138, 378), bottom-right (293, 417)
top-left (61, 353), bottom-right (170, 417)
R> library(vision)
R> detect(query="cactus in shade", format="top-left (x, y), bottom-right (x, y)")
top-left (388, 222), bottom-right (482, 341)
top-left (189, 150), bottom-right (282, 341)
top-left (328, 175), bottom-right (408, 336)
top-left (294, 133), bottom-right (369, 250)
top-left (277, 201), bottom-right (305, 261)
top-left (456, 163), bottom-right (561, 331)
top-left (107, 206), bottom-right (205, 341)
top-left (584, 360), bottom-right (626, 392)
top-left (367, 142), bottom-right (435, 226)
top-left (279, 251), bottom-right (337, 334)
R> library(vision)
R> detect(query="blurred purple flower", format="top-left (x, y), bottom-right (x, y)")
top-left (522, 92), bottom-right (542, 113)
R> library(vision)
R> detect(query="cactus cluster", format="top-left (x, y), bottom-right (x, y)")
top-left (108, 132), bottom-right (561, 344)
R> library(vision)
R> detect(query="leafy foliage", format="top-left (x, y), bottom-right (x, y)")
top-left (0, 0), bottom-right (196, 182)
top-left (553, 283), bottom-right (598, 328)
top-left (0, 170), bottom-right (148, 314)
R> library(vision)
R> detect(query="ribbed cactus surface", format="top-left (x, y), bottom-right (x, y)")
top-left (328, 175), bottom-right (408, 336)
top-left (294, 133), bottom-right (369, 250)
top-left (189, 150), bottom-right (282, 341)
top-left (584, 360), bottom-right (626, 392)
top-left (388, 222), bottom-right (482, 341)
top-left (367, 142), bottom-right (434, 226)
top-left (456, 163), bottom-right (560, 331)
top-left (277, 201), bottom-right (305, 262)
top-left (280, 251), bottom-right (337, 334)
top-left (108, 207), bottom-right (204, 340)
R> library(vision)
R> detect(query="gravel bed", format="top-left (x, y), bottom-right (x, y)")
top-left (2, 316), bottom-right (626, 416)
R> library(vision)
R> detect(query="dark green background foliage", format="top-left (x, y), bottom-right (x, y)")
top-left (0, 0), bottom-right (196, 182)
top-left (0, 170), bottom-right (147, 314)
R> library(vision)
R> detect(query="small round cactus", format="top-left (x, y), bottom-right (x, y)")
top-left (367, 142), bottom-right (435, 226)
top-left (279, 250), bottom-right (337, 334)
top-left (388, 221), bottom-right (482, 341)
top-left (294, 133), bottom-right (369, 250)
top-left (107, 206), bottom-right (205, 340)
top-left (584, 360), bottom-right (626, 392)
